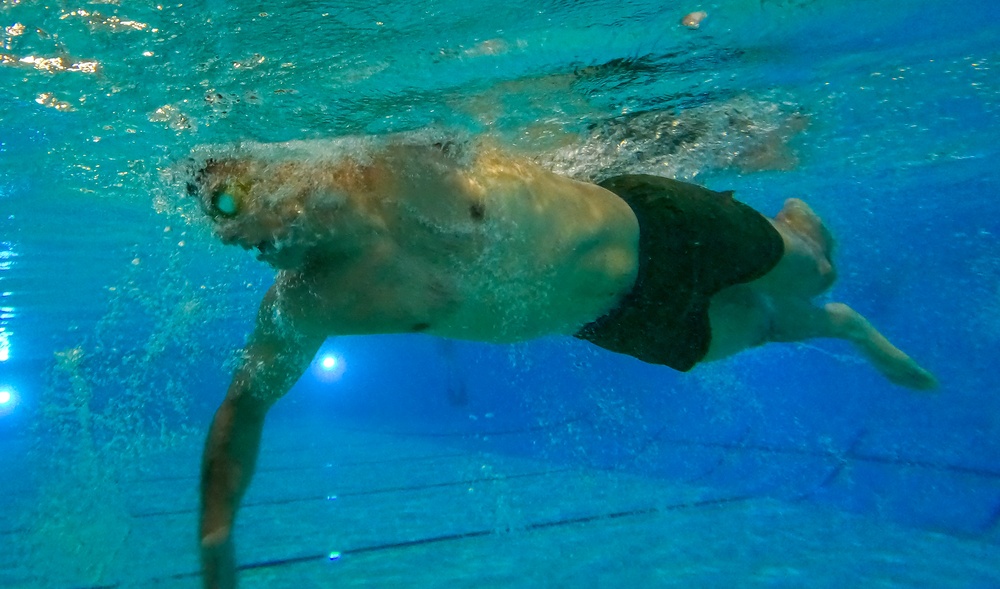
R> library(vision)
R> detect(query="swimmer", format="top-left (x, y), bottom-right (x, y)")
top-left (189, 139), bottom-right (937, 589)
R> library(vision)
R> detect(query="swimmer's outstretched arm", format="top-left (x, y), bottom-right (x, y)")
top-left (199, 286), bottom-right (323, 589)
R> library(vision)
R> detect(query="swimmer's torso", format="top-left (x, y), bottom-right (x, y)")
top-left (196, 142), bottom-right (639, 342)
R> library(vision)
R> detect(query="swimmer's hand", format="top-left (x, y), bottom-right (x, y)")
top-left (201, 528), bottom-right (236, 589)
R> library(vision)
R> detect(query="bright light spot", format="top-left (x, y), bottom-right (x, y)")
top-left (0, 387), bottom-right (14, 416)
top-left (313, 352), bottom-right (346, 382)
top-left (0, 347), bottom-right (8, 362)
top-left (328, 551), bottom-right (341, 561)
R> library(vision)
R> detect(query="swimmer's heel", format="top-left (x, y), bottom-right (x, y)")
top-left (777, 198), bottom-right (836, 259)
top-left (776, 198), bottom-right (837, 292)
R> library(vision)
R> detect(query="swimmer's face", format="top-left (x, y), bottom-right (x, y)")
top-left (188, 158), bottom-right (311, 269)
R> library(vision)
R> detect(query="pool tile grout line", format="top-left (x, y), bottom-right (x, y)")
top-left (130, 467), bottom-right (576, 518)
top-left (134, 451), bottom-right (472, 484)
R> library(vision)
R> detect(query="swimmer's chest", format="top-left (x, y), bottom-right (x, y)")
top-left (279, 209), bottom-right (635, 340)
top-left (275, 234), bottom-right (597, 341)
top-left (278, 161), bottom-right (639, 340)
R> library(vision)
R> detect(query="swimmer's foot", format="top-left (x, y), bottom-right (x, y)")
top-left (778, 198), bottom-right (835, 259)
top-left (825, 302), bottom-right (939, 391)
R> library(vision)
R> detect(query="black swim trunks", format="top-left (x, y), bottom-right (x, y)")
top-left (575, 174), bottom-right (784, 371)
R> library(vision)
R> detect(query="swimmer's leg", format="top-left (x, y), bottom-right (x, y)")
top-left (706, 286), bottom-right (937, 390)
top-left (707, 198), bottom-right (935, 390)
top-left (765, 297), bottom-right (938, 391)
top-left (707, 290), bottom-right (937, 390)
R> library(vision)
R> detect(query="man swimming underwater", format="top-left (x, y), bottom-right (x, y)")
top-left (189, 137), bottom-right (936, 589)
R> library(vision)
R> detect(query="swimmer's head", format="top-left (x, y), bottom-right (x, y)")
top-left (187, 157), bottom-right (316, 269)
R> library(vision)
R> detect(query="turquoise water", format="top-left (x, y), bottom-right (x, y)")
top-left (1, 0), bottom-right (999, 587)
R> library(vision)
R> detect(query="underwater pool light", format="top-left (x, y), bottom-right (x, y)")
top-left (313, 352), bottom-right (346, 383)
top-left (0, 387), bottom-right (14, 416)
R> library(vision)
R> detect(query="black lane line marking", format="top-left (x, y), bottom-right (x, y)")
top-left (340, 528), bottom-right (495, 556)
top-left (680, 428), bottom-right (753, 485)
top-left (845, 452), bottom-right (1000, 479)
top-left (155, 494), bottom-right (757, 582)
top-left (131, 468), bottom-right (575, 518)
top-left (0, 525), bottom-right (28, 536)
top-left (658, 436), bottom-right (1000, 479)
top-left (795, 428), bottom-right (868, 502)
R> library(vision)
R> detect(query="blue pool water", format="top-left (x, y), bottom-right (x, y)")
top-left (1, 0), bottom-right (999, 587)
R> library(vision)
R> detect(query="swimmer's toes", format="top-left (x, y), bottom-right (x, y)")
top-left (883, 358), bottom-right (939, 392)
top-left (906, 366), bottom-right (939, 392)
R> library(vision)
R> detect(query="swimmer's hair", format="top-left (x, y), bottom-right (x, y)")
top-left (186, 157), bottom-right (217, 197)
